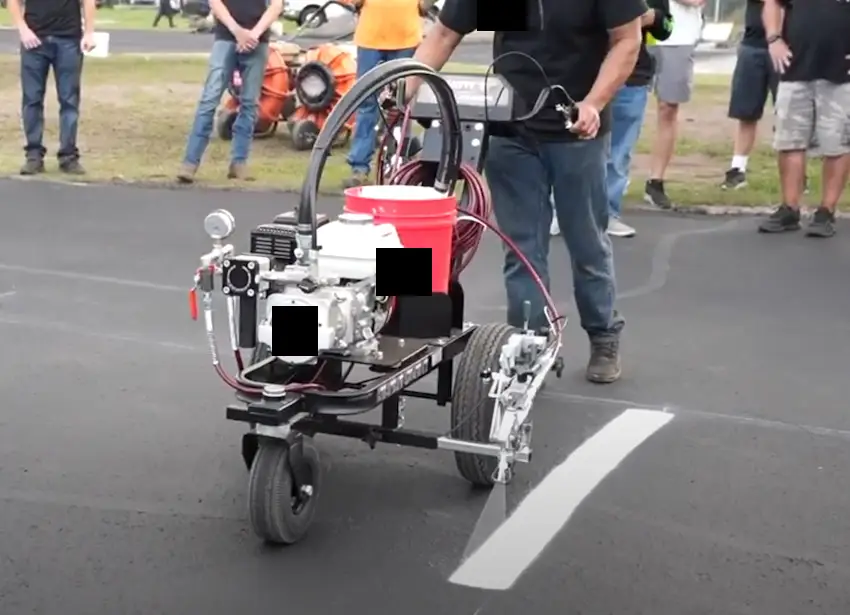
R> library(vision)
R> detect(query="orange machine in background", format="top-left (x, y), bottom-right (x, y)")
top-left (287, 43), bottom-right (357, 150)
top-left (216, 41), bottom-right (300, 141)
top-left (215, 42), bottom-right (357, 151)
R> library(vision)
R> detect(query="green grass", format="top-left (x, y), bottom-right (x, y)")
top-left (0, 56), bottom-right (485, 192)
top-left (0, 55), bottom-right (843, 208)
top-left (0, 5), bottom-right (296, 32)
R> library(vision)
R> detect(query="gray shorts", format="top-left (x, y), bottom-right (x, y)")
top-left (649, 45), bottom-right (696, 104)
top-left (774, 81), bottom-right (850, 157)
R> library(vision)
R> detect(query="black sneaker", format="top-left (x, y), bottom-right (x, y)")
top-left (59, 159), bottom-right (86, 175)
top-left (586, 337), bottom-right (621, 384)
top-left (644, 180), bottom-right (672, 209)
top-left (758, 204), bottom-right (801, 233)
top-left (721, 168), bottom-right (747, 190)
top-left (20, 159), bottom-right (45, 175)
top-left (805, 207), bottom-right (836, 238)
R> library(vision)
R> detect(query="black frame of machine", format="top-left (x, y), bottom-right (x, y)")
top-left (191, 59), bottom-right (564, 546)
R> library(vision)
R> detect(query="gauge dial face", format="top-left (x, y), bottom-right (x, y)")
top-left (204, 209), bottom-right (235, 240)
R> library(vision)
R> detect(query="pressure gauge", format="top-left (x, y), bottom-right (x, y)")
top-left (204, 209), bottom-right (235, 241)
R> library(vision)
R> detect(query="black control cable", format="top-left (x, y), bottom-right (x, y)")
top-left (482, 50), bottom-right (579, 127)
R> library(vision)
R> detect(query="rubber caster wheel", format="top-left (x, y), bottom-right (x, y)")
top-left (290, 119), bottom-right (319, 151)
top-left (216, 109), bottom-right (237, 141)
top-left (298, 5), bottom-right (327, 27)
top-left (248, 436), bottom-right (321, 545)
top-left (450, 323), bottom-right (517, 487)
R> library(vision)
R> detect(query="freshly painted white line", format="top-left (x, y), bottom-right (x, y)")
top-left (0, 262), bottom-right (184, 292)
top-left (449, 408), bottom-right (674, 591)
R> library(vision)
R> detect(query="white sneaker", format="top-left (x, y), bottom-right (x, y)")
top-left (550, 215), bottom-right (560, 236)
top-left (607, 217), bottom-right (636, 238)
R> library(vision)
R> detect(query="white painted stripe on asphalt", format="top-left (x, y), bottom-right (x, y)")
top-left (448, 408), bottom-right (674, 591)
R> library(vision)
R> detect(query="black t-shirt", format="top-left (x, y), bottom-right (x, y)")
top-left (741, 0), bottom-right (766, 48)
top-left (628, 0), bottom-right (672, 87)
top-left (214, 0), bottom-right (271, 43)
top-left (438, 0), bottom-right (646, 141)
top-left (779, 0), bottom-right (850, 83)
top-left (25, 0), bottom-right (82, 39)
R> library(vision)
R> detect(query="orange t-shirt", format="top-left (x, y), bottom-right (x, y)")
top-left (354, 0), bottom-right (422, 50)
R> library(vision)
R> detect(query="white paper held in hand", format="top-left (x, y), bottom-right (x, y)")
top-left (83, 32), bottom-right (110, 58)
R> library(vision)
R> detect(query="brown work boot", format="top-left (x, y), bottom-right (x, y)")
top-left (227, 162), bottom-right (253, 181)
top-left (586, 337), bottom-right (621, 384)
top-left (176, 163), bottom-right (197, 184)
top-left (341, 171), bottom-right (368, 189)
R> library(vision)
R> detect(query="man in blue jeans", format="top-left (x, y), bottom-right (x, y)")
top-left (342, 0), bottom-right (426, 188)
top-left (177, 0), bottom-right (282, 183)
top-left (7, 0), bottom-right (97, 175)
top-left (606, 0), bottom-right (673, 238)
top-left (410, 0), bottom-right (643, 383)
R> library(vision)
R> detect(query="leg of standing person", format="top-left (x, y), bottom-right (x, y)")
top-left (384, 47), bottom-right (415, 62)
top-left (19, 40), bottom-right (51, 175)
top-left (606, 84), bottom-right (648, 238)
top-left (53, 36), bottom-right (85, 174)
top-left (485, 136), bottom-right (553, 333)
top-left (177, 39), bottom-right (238, 182)
top-left (486, 135), bottom-right (624, 384)
top-left (229, 42), bottom-right (269, 179)
top-left (153, 10), bottom-right (162, 27)
top-left (548, 135), bottom-right (624, 383)
top-left (644, 45), bottom-right (695, 210)
top-left (342, 47), bottom-right (383, 188)
top-left (759, 80), bottom-right (811, 233)
top-left (803, 81), bottom-right (850, 237)
top-left (722, 45), bottom-right (772, 189)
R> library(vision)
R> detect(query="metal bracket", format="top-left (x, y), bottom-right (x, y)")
top-left (286, 437), bottom-right (313, 501)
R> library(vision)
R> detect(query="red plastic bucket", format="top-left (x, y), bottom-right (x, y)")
top-left (344, 185), bottom-right (456, 294)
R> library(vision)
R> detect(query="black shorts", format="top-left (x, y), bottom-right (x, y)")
top-left (728, 44), bottom-right (778, 121)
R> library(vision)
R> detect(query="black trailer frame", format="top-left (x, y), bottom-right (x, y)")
top-left (227, 279), bottom-right (479, 469)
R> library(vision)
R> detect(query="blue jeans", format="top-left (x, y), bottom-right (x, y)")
top-left (183, 39), bottom-right (268, 166)
top-left (20, 36), bottom-right (84, 162)
top-left (606, 85), bottom-right (648, 218)
top-left (346, 46), bottom-right (416, 174)
top-left (486, 135), bottom-right (624, 340)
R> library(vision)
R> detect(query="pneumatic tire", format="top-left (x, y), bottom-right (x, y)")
top-left (247, 437), bottom-right (321, 545)
top-left (450, 323), bottom-right (516, 487)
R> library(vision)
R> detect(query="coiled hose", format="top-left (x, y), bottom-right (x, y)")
top-left (374, 106), bottom-right (490, 276)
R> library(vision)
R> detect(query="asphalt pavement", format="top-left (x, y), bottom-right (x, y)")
top-left (0, 25), bottom-right (495, 64)
top-left (1, 178), bottom-right (849, 614)
top-left (0, 27), bottom-right (738, 73)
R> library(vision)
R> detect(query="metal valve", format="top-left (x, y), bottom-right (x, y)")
top-left (555, 103), bottom-right (576, 130)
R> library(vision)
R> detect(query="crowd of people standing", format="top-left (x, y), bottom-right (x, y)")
top-left (588, 0), bottom-right (849, 240)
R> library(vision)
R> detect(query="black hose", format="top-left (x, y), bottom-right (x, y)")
top-left (296, 59), bottom-right (463, 252)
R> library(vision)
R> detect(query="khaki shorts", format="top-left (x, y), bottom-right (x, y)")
top-left (773, 80), bottom-right (850, 157)
top-left (649, 45), bottom-right (696, 104)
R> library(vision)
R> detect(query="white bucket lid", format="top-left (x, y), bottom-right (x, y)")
top-left (354, 185), bottom-right (448, 201)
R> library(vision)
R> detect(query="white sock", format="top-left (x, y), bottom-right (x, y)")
top-left (731, 155), bottom-right (748, 172)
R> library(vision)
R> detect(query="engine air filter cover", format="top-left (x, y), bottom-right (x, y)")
top-left (250, 212), bottom-right (330, 264)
